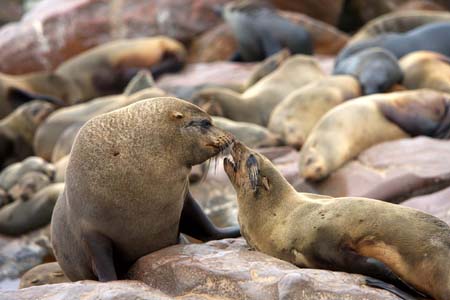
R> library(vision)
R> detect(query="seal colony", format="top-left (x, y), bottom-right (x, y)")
top-left (51, 97), bottom-right (240, 281)
top-left (224, 142), bottom-right (450, 300)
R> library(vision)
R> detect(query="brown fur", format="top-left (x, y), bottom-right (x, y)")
top-left (192, 55), bottom-right (325, 125)
top-left (51, 97), bottom-right (234, 281)
top-left (20, 262), bottom-right (69, 288)
top-left (268, 75), bottom-right (361, 148)
top-left (400, 51), bottom-right (450, 94)
top-left (224, 142), bottom-right (450, 300)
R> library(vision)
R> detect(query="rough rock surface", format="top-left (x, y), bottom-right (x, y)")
top-left (402, 186), bottom-right (450, 225)
top-left (308, 137), bottom-right (450, 203)
top-left (0, 280), bottom-right (184, 300)
top-left (0, 0), bottom-right (230, 74)
top-left (128, 238), bottom-right (402, 300)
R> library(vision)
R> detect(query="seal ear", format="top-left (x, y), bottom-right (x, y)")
top-left (262, 176), bottom-right (270, 191)
top-left (246, 154), bottom-right (259, 192)
top-left (171, 111), bottom-right (184, 119)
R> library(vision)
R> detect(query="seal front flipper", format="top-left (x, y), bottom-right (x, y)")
top-left (365, 277), bottom-right (423, 300)
top-left (179, 192), bottom-right (240, 241)
top-left (83, 231), bottom-right (117, 281)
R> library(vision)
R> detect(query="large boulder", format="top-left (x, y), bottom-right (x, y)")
top-left (128, 238), bottom-right (402, 300)
top-left (0, 0), bottom-right (230, 74)
top-left (308, 137), bottom-right (450, 203)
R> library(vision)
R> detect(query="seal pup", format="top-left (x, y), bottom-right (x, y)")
top-left (20, 262), bottom-right (69, 288)
top-left (192, 55), bottom-right (325, 125)
top-left (268, 75), bottom-right (361, 148)
top-left (224, 142), bottom-right (450, 300)
top-left (51, 97), bottom-right (240, 281)
top-left (221, 0), bottom-right (312, 61)
top-left (54, 36), bottom-right (186, 103)
top-left (333, 48), bottom-right (403, 95)
top-left (299, 89), bottom-right (450, 181)
top-left (336, 22), bottom-right (450, 66)
top-left (400, 51), bottom-right (450, 93)
top-left (33, 70), bottom-right (166, 161)
top-left (0, 100), bottom-right (55, 168)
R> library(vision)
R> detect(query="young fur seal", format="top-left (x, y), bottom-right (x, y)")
top-left (299, 89), bottom-right (450, 181)
top-left (268, 75), bottom-right (361, 148)
top-left (0, 100), bottom-right (55, 169)
top-left (192, 55), bottom-right (325, 125)
top-left (400, 51), bottom-right (450, 94)
top-left (224, 142), bottom-right (450, 300)
top-left (51, 97), bottom-right (240, 281)
top-left (221, 0), bottom-right (312, 61)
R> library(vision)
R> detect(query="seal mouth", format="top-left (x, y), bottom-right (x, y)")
top-left (224, 142), bottom-right (260, 192)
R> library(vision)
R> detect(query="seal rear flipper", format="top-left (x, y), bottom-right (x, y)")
top-left (123, 70), bottom-right (155, 96)
top-left (179, 192), bottom-right (241, 241)
top-left (83, 231), bottom-right (117, 282)
top-left (365, 277), bottom-right (424, 300)
top-left (8, 87), bottom-right (64, 108)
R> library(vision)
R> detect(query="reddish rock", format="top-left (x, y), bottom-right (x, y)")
top-left (128, 238), bottom-right (402, 300)
top-left (309, 137), bottom-right (450, 203)
top-left (0, 0), bottom-right (230, 74)
top-left (270, 0), bottom-right (344, 26)
top-left (402, 186), bottom-right (450, 225)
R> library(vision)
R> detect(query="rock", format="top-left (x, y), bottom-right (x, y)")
top-left (188, 11), bottom-right (348, 62)
top-left (0, 226), bottom-right (53, 281)
top-left (0, 0), bottom-right (230, 74)
top-left (309, 137), bottom-right (450, 203)
top-left (20, 262), bottom-right (69, 288)
top-left (128, 238), bottom-right (402, 300)
top-left (1, 280), bottom-right (185, 300)
top-left (270, 0), bottom-right (344, 26)
top-left (402, 186), bottom-right (450, 225)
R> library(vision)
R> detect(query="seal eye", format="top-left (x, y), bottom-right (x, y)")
top-left (172, 112), bottom-right (184, 119)
top-left (200, 119), bottom-right (212, 129)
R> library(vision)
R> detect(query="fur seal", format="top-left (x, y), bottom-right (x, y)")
top-left (224, 141), bottom-right (450, 300)
top-left (351, 10), bottom-right (450, 43)
top-left (192, 55), bottom-right (325, 125)
top-left (221, 0), bottom-right (312, 61)
top-left (0, 183), bottom-right (63, 236)
top-left (20, 262), bottom-right (69, 288)
top-left (400, 51), bottom-right (450, 93)
top-left (268, 75), bottom-right (361, 149)
top-left (7, 171), bottom-right (52, 202)
top-left (51, 97), bottom-right (240, 281)
top-left (0, 156), bottom-right (55, 191)
top-left (0, 100), bottom-right (55, 168)
top-left (333, 48), bottom-right (403, 95)
top-left (33, 71), bottom-right (166, 161)
top-left (54, 36), bottom-right (186, 103)
top-left (336, 22), bottom-right (450, 66)
top-left (299, 89), bottom-right (450, 181)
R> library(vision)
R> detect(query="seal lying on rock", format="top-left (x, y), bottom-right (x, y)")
top-left (299, 89), bottom-right (450, 181)
top-left (400, 51), bottom-right (450, 93)
top-left (51, 97), bottom-right (240, 281)
top-left (221, 0), bottom-right (312, 61)
top-left (224, 142), bottom-right (450, 300)
top-left (268, 75), bottom-right (361, 148)
top-left (0, 100), bottom-right (55, 168)
top-left (192, 55), bottom-right (325, 125)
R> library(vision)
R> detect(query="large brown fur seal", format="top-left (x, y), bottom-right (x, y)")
top-left (0, 100), bottom-right (55, 168)
top-left (51, 97), bottom-right (240, 281)
top-left (192, 55), bottom-right (325, 125)
top-left (400, 51), bottom-right (450, 93)
top-left (268, 75), bottom-right (361, 148)
top-left (33, 71), bottom-right (166, 161)
top-left (224, 142), bottom-right (450, 300)
top-left (299, 89), bottom-right (450, 181)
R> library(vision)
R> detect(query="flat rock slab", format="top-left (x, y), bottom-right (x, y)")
top-left (309, 137), bottom-right (450, 203)
top-left (0, 0), bottom-right (229, 74)
top-left (402, 186), bottom-right (450, 225)
top-left (128, 238), bottom-right (402, 300)
top-left (0, 280), bottom-right (189, 300)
